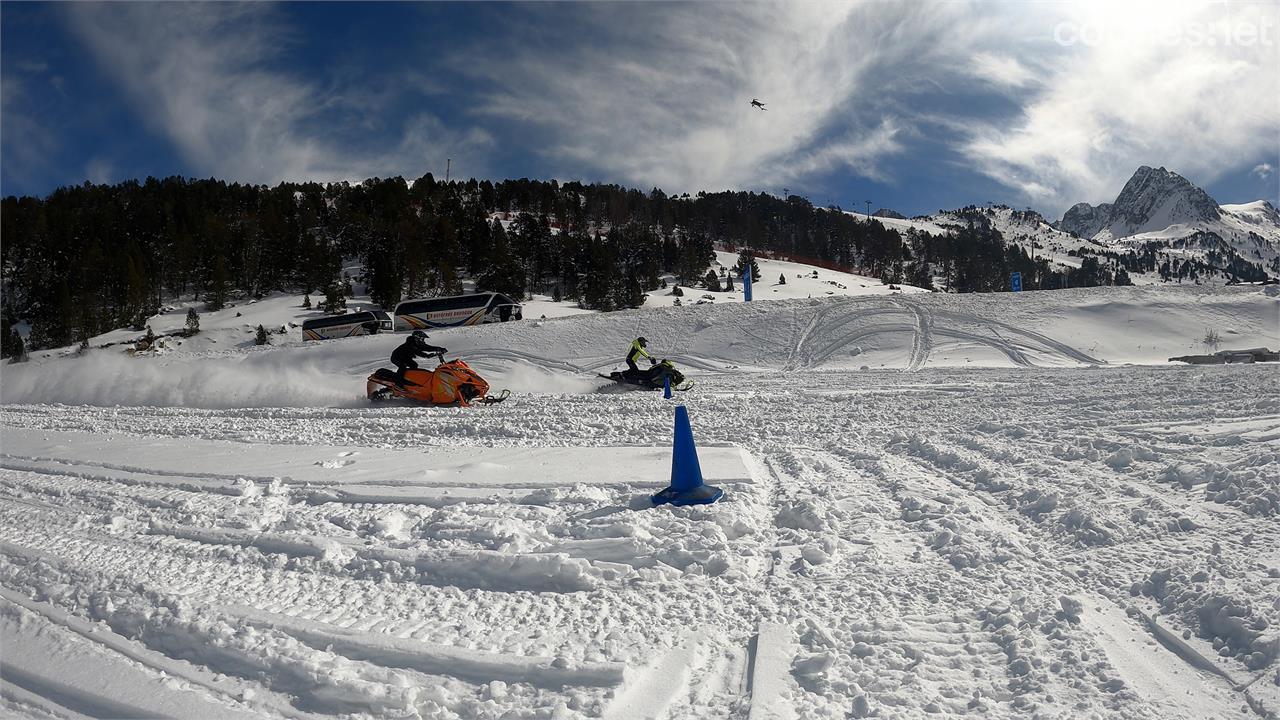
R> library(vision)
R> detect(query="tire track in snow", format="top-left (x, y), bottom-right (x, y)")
top-left (828, 438), bottom-right (1259, 715)
top-left (930, 309), bottom-right (1104, 367)
top-left (1, 512), bottom-right (630, 715)
top-left (851, 447), bottom-right (1170, 713)
top-left (783, 303), bottom-right (827, 371)
top-left (653, 450), bottom-right (785, 719)
top-left (1, 453), bottom-right (275, 491)
top-left (803, 318), bottom-right (914, 368)
top-left (223, 605), bottom-right (627, 688)
top-left (606, 448), bottom-right (792, 719)
top-left (765, 447), bottom-right (1024, 715)
top-left (932, 327), bottom-right (1035, 366)
top-left (778, 297), bottom-right (1094, 372)
top-left (0, 475), bottom-right (195, 521)
top-left (0, 587), bottom-right (312, 720)
top-left (877, 433), bottom-right (1269, 716)
top-left (905, 300), bottom-right (934, 371)
top-left (0, 445), bottom-right (769, 717)
top-left (985, 317), bottom-right (1106, 366)
top-left (789, 301), bottom-right (908, 369)
top-left (0, 546), bottom-right (522, 718)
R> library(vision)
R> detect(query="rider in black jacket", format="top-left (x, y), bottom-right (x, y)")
top-left (391, 330), bottom-right (447, 386)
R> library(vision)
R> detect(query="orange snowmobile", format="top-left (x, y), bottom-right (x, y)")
top-left (366, 354), bottom-right (509, 406)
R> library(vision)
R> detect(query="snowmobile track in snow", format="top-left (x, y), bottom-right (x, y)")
top-left (905, 301), bottom-right (934, 371)
top-left (775, 296), bottom-right (1103, 373)
top-left (2, 363), bottom-right (1278, 719)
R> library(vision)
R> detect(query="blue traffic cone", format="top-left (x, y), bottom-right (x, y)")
top-left (652, 405), bottom-right (724, 506)
top-left (663, 372), bottom-right (672, 399)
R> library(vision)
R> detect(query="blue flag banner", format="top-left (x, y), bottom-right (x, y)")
top-left (1011, 271), bottom-right (1022, 292)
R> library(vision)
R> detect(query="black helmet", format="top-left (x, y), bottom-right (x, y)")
top-left (411, 330), bottom-right (428, 340)
top-left (637, 336), bottom-right (648, 346)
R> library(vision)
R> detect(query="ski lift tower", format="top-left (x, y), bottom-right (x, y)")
top-left (865, 200), bottom-right (872, 219)
top-left (1025, 206), bottom-right (1036, 286)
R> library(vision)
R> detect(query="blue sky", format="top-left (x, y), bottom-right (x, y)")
top-left (3, 1), bottom-right (1277, 218)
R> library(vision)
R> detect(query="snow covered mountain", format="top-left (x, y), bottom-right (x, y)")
top-left (1059, 166), bottom-right (1221, 240)
top-left (848, 166), bottom-right (1280, 283)
top-left (1056, 166), bottom-right (1280, 278)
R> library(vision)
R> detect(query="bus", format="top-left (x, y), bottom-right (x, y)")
top-left (393, 292), bottom-right (523, 331)
top-left (301, 310), bottom-right (392, 341)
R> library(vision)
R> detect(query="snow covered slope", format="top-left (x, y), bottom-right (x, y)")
top-left (2, 285), bottom-right (1275, 408)
top-left (848, 207), bottom-right (1110, 276)
top-left (1128, 199), bottom-right (1280, 266)
top-left (641, 250), bottom-right (926, 310)
top-left (845, 210), bottom-right (951, 237)
top-left (932, 207), bottom-right (1104, 272)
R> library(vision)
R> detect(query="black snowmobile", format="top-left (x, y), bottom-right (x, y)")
top-left (598, 359), bottom-right (693, 392)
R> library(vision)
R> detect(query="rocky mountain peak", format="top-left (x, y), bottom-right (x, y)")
top-left (1109, 166), bottom-right (1220, 231)
top-left (1057, 166), bottom-right (1221, 239)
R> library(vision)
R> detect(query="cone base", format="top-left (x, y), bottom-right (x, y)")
top-left (651, 483), bottom-right (724, 507)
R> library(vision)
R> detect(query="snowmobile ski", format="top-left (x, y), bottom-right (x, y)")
top-left (478, 389), bottom-right (511, 405)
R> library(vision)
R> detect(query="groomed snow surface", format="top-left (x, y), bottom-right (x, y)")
top-left (2, 283), bottom-right (1279, 719)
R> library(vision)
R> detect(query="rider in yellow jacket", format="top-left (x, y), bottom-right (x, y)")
top-left (626, 336), bottom-right (655, 374)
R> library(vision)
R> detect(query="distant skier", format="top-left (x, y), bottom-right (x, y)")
top-left (391, 330), bottom-right (446, 386)
top-left (625, 336), bottom-right (656, 375)
top-left (750, 98), bottom-right (767, 110)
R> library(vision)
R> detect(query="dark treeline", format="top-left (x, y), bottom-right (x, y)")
top-left (3, 174), bottom-right (1124, 353)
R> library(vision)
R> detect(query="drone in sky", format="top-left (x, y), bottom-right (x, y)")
top-left (750, 98), bottom-right (767, 110)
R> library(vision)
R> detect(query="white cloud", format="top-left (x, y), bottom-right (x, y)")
top-left (54, 0), bottom-right (1280, 215)
top-left (969, 53), bottom-right (1039, 89)
top-left (782, 119), bottom-right (906, 184)
top-left (958, 2), bottom-right (1280, 213)
top-left (461, 1), bottom-right (996, 194)
top-left (1253, 163), bottom-right (1274, 180)
top-left (462, 1), bottom-right (1276, 212)
top-left (63, 3), bottom-right (489, 186)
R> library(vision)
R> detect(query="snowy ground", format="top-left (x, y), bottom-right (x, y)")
top-left (53, 248), bottom-right (918, 363)
top-left (1, 285), bottom-right (1278, 719)
top-left (646, 251), bottom-right (927, 309)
